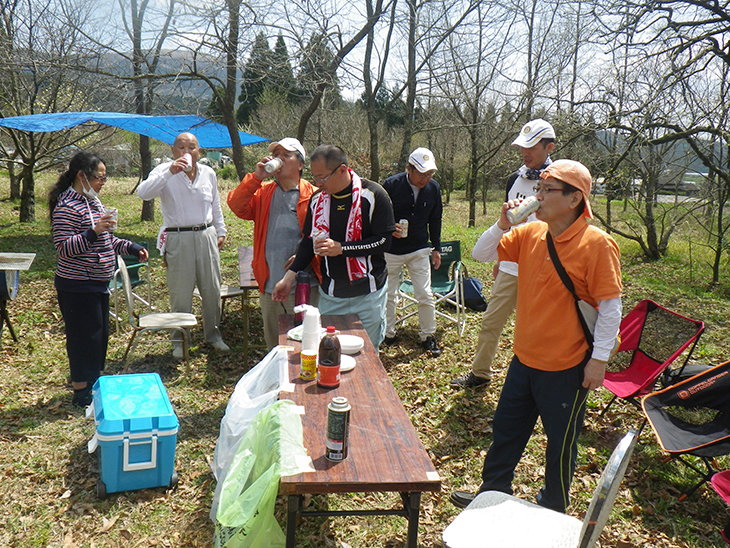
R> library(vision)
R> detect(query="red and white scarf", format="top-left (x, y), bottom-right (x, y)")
top-left (311, 168), bottom-right (367, 281)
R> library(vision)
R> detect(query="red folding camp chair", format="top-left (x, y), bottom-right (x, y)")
top-left (712, 471), bottom-right (730, 544)
top-left (642, 360), bottom-right (730, 499)
top-left (602, 299), bottom-right (704, 415)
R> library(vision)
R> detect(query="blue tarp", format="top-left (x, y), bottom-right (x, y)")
top-left (0, 112), bottom-right (268, 149)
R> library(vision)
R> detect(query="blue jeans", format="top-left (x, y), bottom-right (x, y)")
top-left (479, 354), bottom-right (590, 513)
top-left (318, 284), bottom-right (387, 349)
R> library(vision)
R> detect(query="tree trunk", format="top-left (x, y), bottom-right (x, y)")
top-left (8, 160), bottom-right (19, 199)
top-left (225, 0), bottom-right (246, 181)
top-left (19, 164), bottom-right (35, 223)
top-left (397, 0), bottom-right (417, 171)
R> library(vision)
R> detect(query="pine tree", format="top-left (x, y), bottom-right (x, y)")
top-left (295, 33), bottom-right (341, 107)
top-left (237, 32), bottom-right (273, 125)
top-left (269, 34), bottom-right (297, 104)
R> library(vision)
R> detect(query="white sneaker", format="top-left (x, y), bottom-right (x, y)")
top-left (211, 340), bottom-right (230, 352)
top-left (172, 346), bottom-right (184, 359)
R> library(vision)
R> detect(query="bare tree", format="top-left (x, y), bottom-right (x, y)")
top-left (0, 0), bottom-right (108, 221)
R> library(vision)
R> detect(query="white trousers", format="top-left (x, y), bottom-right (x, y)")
top-left (165, 226), bottom-right (223, 345)
top-left (384, 248), bottom-right (436, 341)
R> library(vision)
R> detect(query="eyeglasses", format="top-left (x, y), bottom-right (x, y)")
top-left (533, 185), bottom-right (567, 195)
top-left (312, 164), bottom-right (342, 185)
top-left (84, 173), bottom-right (108, 184)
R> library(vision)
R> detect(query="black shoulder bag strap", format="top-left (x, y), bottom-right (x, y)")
top-left (545, 232), bottom-right (595, 348)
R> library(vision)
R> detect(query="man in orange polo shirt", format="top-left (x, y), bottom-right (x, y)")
top-left (450, 159), bottom-right (622, 513)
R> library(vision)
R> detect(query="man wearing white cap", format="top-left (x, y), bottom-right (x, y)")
top-left (451, 119), bottom-right (555, 388)
top-left (382, 147), bottom-right (443, 357)
top-left (227, 138), bottom-right (320, 349)
top-left (450, 159), bottom-right (622, 513)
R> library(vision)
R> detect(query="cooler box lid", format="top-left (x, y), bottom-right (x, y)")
top-left (93, 373), bottom-right (178, 438)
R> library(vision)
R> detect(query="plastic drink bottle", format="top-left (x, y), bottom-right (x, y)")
top-left (317, 326), bottom-right (341, 388)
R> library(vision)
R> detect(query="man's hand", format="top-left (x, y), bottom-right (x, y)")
top-left (253, 156), bottom-right (273, 180)
top-left (496, 199), bottom-right (523, 230)
top-left (138, 248), bottom-right (150, 262)
top-left (273, 270), bottom-right (297, 302)
top-left (313, 238), bottom-right (342, 257)
top-left (217, 236), bottom-right (226, 251)
top-left (582, 358), bottom-right (607, 390)
top-left (393, 223), bottom-right (405, 239)
top-left (170, 156), bottom-right (187, 175)
top-left (432, 250), bottom-right (441, 270)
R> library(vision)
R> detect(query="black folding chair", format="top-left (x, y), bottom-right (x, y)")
top-left (642, 360), bottom-right (730, 499)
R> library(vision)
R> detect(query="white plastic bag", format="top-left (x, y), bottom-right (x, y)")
top-left (214, 400), bottom-right (313, 548)
top-left (210, 346), bottom-right (291, 520)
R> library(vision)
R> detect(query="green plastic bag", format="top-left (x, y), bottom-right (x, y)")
top-left (214, 399), bottom-right (312, 548)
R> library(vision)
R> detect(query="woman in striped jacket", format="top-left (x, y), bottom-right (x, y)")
top-left (49, 151), bottom-right (149, 407)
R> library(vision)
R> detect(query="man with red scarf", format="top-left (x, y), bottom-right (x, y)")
top-left (273, 145), bottom-right (395, 348)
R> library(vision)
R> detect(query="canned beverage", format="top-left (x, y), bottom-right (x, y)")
top-left (182, 153), bottom-right (193, 172)
top-left (399, 218), bottom-right (409, 238)
top-left (300, 350), bottom-right (317, 381)
top-left (264, 157), bottom-right (283, 173)
top-left (506, 195), bottom-right (540, 224)
top-left (326, 396), bottom-right (351, 461)
top-left (312, 228), bottom-right (328, 255)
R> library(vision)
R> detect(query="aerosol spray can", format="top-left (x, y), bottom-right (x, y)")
top-left (264, 157), bottom-right (283, 173)
top-left (506, 196), bottom-right (540, 224)
top-left (326, 396), bottom-right (351, 461)
top-left (399, 219), bottom-right (409, 238)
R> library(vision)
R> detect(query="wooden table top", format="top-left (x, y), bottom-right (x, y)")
top-left (237, 246), bottom-right (257, 290)
top-left (278, 314), bottom-right (441, 495)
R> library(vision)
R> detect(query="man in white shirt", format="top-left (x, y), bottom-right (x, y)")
top-left (451, 119), bottom-right (555, 389)
top-left (137, 132), bottom-right (229, 357)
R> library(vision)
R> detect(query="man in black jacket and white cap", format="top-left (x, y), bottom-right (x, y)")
top-left (382, 147), bottom-right (444, 357)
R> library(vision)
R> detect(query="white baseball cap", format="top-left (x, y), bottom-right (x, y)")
top-left (512, 119), bottom-right (556, 148)
top-left (408, 147), bottom-right (438, 173)
top-left (268, 138), bottom-right (306, 160)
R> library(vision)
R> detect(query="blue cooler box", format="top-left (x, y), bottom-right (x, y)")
top-left (87, 373), bottom-right (179, 498)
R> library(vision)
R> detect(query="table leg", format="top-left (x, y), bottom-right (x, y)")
top-left (403, 491), bottom-right (421, 548)
top-left (286, 494), bottom-right (300, 548)
top-left (242, 289), bottom-right (250, 360)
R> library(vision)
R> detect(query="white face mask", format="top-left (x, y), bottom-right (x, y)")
top-left (81, 173), bottom-right (98, 200)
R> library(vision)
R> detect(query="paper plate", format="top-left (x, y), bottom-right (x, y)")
top-left (340, 354), bottom-right (356, 372)
top-left (339, 334), bottom-right (364, 354)
top-left (287, 325), bottom-right (326, 342)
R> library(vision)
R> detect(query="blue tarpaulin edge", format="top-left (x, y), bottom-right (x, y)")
top-left (0, 112), bottom-right (268, 149)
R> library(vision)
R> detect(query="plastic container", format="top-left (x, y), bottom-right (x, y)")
top-left (317, 326), bottom-right (341, 388)
top-left (294, 271), bottom-right (311, 323)
top-left (86, 373), bottom-right (179, 499)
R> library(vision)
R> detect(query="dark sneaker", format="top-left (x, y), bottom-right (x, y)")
top-left (72, 385), bottom-right (93, 408)
top-left (450, 490), bottom-right (476, 509)
top-left (450, 371), bottom-right (491, 389)
top-left (382, 335), bottom-right (399, 346)
top-left (422, 335), bottom-right (441, 357)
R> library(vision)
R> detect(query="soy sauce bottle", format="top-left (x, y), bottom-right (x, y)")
top-left (317, 326), bottom-right (341, 388)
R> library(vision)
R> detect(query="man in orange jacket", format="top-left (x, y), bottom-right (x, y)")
top-left (227, 138), bottom-right (320, 349)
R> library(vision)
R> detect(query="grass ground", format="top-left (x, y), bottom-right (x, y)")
top-left (0, 174), bottom-right (728, 547)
